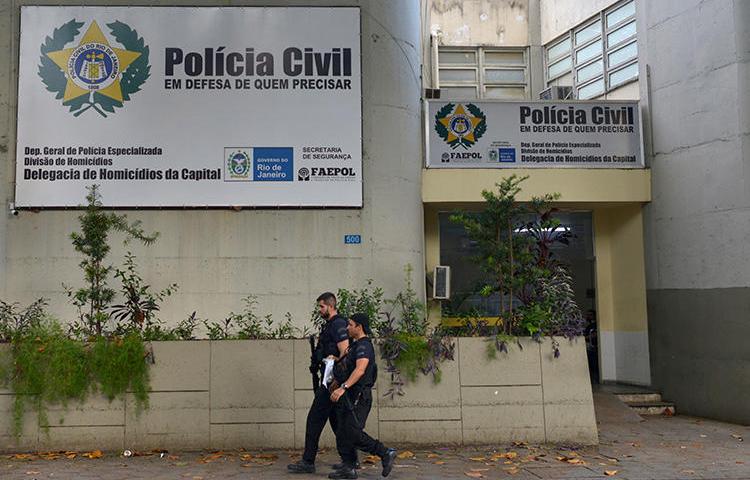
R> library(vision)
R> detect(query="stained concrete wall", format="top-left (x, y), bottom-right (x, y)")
top-left (0, 1), bottom-right (424, 334)
top-left (641, 0), bottom-right (750, 424)
top-left (429, 0), bottom-right (530, 47)
top-left (0, 337), bottom-right (598, 451)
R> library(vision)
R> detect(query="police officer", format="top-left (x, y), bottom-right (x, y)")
top-left (328, 313), bottom-right (397, 479)
top-left (288, 292), bottom-right (350, 474)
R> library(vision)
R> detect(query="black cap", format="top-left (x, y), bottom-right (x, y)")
top-left (350, 313), bottom-right (372, 335)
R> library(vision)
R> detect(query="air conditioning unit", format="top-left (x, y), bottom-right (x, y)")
top-left (432, 266), bottom-right (451, 300)
top-left (539, 86), bottom-right (574, 100)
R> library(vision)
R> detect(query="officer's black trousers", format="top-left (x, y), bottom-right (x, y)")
top-left (335, 391), bottom-right (388, 466)
top-left (302, 386), bottom-right (339, 464)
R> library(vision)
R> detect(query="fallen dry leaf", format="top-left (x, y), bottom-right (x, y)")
top-left (604, 470), bottom-right (618, 476)
top-left (434, 460), bottom-right (446, 465)
top-left (83, 450), bottom-right (103, 459)
top-left (731, 434), bottom-right (744, 442)
top-left (397, 451), bottom-right (415, 459)
top-left (240, 454), bottom-right (253, 461)
top-left (363, 455), bottom-right (380, 464)
top-left (25, 471), bottom-right (41, 475)
top-left (464, 472), bottom-right (483, 478)
top-left (469, 456), bottom-right (487, 462)
top-left (241, 463), bottom-right (253, 468)
top-left (427, 453), bottom-right (440, 458)
top-left (470, 468), bottom-right (490, 472)
top-left (507, 466), bottom-right (520, 475)
top-left (567, 458), bottom-right (585, 465)
top-left (255, 454), bottom-right (278, 460)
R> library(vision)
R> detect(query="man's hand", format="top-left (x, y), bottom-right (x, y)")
top-left (330, 387), bottom-right (345, 403)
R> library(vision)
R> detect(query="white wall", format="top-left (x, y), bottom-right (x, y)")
top-left (642, 0), bottom-right (747, 291)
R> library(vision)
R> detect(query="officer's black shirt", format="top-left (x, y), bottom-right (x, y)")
top-left (338, 337), bottom-right (377, 394)
top-left (318, 314), bottom-right (349, 359)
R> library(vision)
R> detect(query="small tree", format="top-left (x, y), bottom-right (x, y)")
top-left (67, 185), bottom-right (158, 338)
top-left (450, 176), bottom-right (585, 354)
top-left (450, 175), bottom-right (533, 335)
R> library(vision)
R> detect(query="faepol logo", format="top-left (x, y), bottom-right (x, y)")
top-left (40, 19), bottom-right (149, 117)
top-left (298, 167), bottom-right (311, 181)
top-left (297, 167), bottom-right (356, 182)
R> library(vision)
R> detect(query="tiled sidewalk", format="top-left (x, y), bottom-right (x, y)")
top-left (2, 403), bottom-right (748, 479)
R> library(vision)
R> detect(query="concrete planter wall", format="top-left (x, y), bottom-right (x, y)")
top-left (0, 337), bottom-right (597, 452)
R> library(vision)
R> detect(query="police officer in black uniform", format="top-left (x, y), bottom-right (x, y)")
top-left (328, 313), bottom-right (397, 479)
top-left (288, 292), bottom-right (351, 474)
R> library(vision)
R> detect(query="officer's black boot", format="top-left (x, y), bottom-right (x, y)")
top-left (328, 466), bottom-right (358, 479)
top-left (332, 461), bottom-right (360, 470)
top-left (287, 460), bottom-right (316, 473)
top-left (381, 448), bottom-right (397, 477)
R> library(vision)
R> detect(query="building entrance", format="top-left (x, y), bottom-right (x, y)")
top-left (438, 211), bottom-right (599, 382)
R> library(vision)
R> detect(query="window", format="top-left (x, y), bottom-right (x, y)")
top-left (544, 0), bottom-right (638, 99)
top-left (439, 212), bottom-right (595, 319)
top-left (438, 47), bottom-right (528, 100)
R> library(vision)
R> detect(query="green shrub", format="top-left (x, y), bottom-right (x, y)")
top-left (7, 319), bottom-right (150, 437)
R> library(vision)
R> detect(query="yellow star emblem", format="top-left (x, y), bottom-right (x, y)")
top-left (438, 104), bottom-right (482, 143)
top-left (46, 21), bottom-right (141, 104)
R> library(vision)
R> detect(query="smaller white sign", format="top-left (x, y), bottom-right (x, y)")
top-left (426, 100), bottom-right (643, 169)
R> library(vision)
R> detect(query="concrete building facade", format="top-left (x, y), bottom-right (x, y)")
top-left (424, 0), bottom-right (749, 424)
top-left (0, 0), bottom-right (425, 330)
top-left (1, 0), bottom-right (748, 425)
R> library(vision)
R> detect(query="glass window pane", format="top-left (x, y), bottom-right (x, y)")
top-left (575, 21), bottom-right (602, 45)
top-left (609, 62), bottom-right (639, 87)
top-left (440, 86), bottom-right (478, 99)
top-left (438, 50), bottom-right (477, 65)
top-left (548, 56), bottom-right (572, 78)
top-left (547, 38), bottom-right (571, 61)
top-left (439, 69), bottom-right (477, 82)
top-left (484, 68), bottom-right (525, 83)
top-left (578, 78), bottom-right (605, 99)
top-left (607, 1), bottom-right (636, 28)
top-left (608, 41), bottom-right (638, 67)
top-left (607, 21), bottom-right (636, 47)
top-left (576, 60), bottom-right (603, 83)
top-left (484, 51), bottom-right (525, 65)
top-left (484, 86), bottom-right (526, 99)
top-left (576, 41), bottom-right (602, 64)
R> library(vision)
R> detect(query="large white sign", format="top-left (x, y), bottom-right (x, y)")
top-left (426, 100), bottom-right (643, 169)
top-left (16, 7), bottom-right (362, 207)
